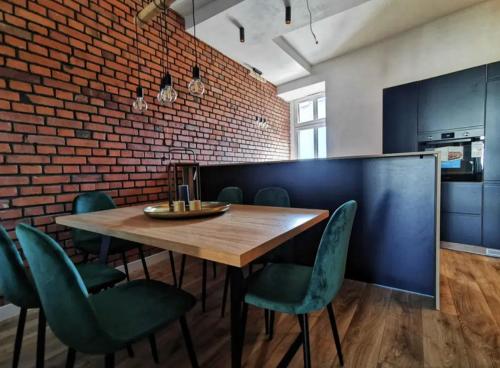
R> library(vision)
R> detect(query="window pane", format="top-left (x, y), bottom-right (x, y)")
top-left (298, 129), bottom-right (315, 159)
top-left (298, 100), bottom-right (314, 123)
top-left (318, 126), bottom-right (327, 158)
top-left (317, 97), bottom-right (326, 119)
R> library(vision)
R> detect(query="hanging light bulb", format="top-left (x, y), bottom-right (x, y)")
top-left (188, 65), bottom-right (205, 98)
top-left (157, 73), bottom-right (177, 104)
top-left (133, 86), bottom-right (148, 113)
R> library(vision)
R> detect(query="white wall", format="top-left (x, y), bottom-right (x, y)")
top-left (278, 0), bottom-right (500, 157)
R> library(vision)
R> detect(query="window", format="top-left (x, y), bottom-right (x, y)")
top-left (292, 93), bottom-right (327, 159)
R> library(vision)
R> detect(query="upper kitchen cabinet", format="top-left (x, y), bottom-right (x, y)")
top-left (383, 82), bottom-right (419, 153)
top-left (418, 66), bottom-right (486, 134)
top-left (485, 79), bottom-right (500, 181)
top-left (488, 62), bottom-right (500, 81)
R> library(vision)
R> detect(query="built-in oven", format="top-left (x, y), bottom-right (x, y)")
top-left (419, 130), bottom-right (484, 182)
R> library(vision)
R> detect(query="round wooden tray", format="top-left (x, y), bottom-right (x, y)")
top-left (143, 201), bottom-right (231, 219)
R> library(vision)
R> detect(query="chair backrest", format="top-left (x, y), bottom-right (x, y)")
top-left (0, 226), bottom-right (38, 308)
top-left (72, 192), bottom-right (116, 246)
top-left (254, 187), bottom-right (291, 207)
top-left (217, 186), bottom-right (243, 204)
top-left (304, 200), bottom-right (357, 308)
top-left (16, 223), bottom-right (115, 352)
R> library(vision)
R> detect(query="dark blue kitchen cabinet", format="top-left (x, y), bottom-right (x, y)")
top-left (488, 62), bottom-right (500, 81)
top-left (441, 182), bottom-right (482, 214)
top-left (483, 184), bottom-right (500, 249)
top-left (418, 66), bottom-right (486, 133)
top-left (485, 79), bottom-right (500, 181)
top-left (383, 82), bottom-right (418, 153)
top-left (442, 213), bottom-right (482, 245)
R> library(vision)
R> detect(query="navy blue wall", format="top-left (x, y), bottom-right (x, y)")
top-left (200, 155), bottom-right (437, 297)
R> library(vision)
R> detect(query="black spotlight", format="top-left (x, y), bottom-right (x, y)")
top-left (239, 26), bottom-right (245, 42)
top-left (285, 6), bottom-right (291, 24)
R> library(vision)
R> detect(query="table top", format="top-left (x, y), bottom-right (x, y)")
top-left (56, 203), bottom-right (329, 267)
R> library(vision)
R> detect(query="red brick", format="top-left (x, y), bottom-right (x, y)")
top-left (13, 195), bottom-right (55, 207)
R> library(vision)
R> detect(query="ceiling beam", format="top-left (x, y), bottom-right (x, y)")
top-left (273, 36), bottom-right (312, 74)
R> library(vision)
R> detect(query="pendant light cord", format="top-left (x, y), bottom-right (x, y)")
top-left (191, 0), bottom-right (199, 66)
top-left (305, 0), bottom-right (318, 44)
top-left (134, 4), bottom-right (144, 86)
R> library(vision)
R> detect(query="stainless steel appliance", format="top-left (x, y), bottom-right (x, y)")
top-left (419, 130), bottom-right (484, 182)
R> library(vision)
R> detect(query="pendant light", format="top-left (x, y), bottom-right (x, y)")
top-left (188, 0), bottom-right (205, 98)
top-left (157, 8), bottom-right (178, 104)
top-left (285, 6), bottom-right (291, 24)
top-left (132, 12), bottom-right (148, 113)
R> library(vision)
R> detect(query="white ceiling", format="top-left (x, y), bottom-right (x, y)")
top-left (171, 0), bottom-right (487, 85)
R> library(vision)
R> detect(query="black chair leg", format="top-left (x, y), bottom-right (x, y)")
top-left (179, 316), bottom-right (199, 368)
top-left (104, 353), bottom-right (114, 368)
top-left (65, 348), bottom-right (76, 368)
top-left (264, 309), bottom-right (269, 335)
top-left (168, 251), bottom-right (178, 287)
top-left (298, 314), bottom-right (311, 368)
top-left (138, 246), bottom-right (150, 280)
top-left (148, 335), bottom-right (159, 364)
top-left (13, 307), bottom-right (27, 368)
top-left (327, 303), bottom-right (344, 366)
top-left (241, 303), bottom-right (249, 351)
top-left (202, 260), bottom-right (207, 312)
top-left (126, 344), bottom-right (134, 357)
top-left (212, 262), bottom-right (217, 279)
top-left (178, 255), bottom-right (187, 288)
top-left (220, 266), bottom-right (230, 318)
top-left (121, 252), bottom-right (130, 281)
top-left (269, 310), bottom-right (275, 341)
top-left (36, 310), bottom-right (46, 368)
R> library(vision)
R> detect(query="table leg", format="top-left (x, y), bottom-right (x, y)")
top-left (99, 236), bottom-right (111, 264)
top-left (229, 266), bottom-right (244, 368)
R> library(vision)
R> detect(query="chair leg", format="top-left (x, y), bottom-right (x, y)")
top-left (126, 344), bottom-right (134, 358)
top-left (212, 262), bottom-right (217, 279)
top-left (121, 252), bottom-right (130, 281)
top-left (220, 266), bottom-right (230, 318)
top-left (327, 303), bottom-right (344, 366)
top-left (265, 309), bottom-right (270, 335)
top-left (241, 303), bottom-right (249, 351)
top-left (298, 314), bottom-right (311, 368)
top-left (179, 316), bottom-right (199, 368)
top-left (36, 310), bottom-right (46, 368)
top-left (13, 307), bottom-right (27, 368)
top-left (202, 260), bottom-right (207, 312)
top-left (138, 246), bottom-right (150, 280)
top-left (168, 251), bottom-right (178, 287)
top-left (178, 255), bottom-right (187, 289)
top-left (65, 348), bottom-right (75, 368)
top-left (269, 310), bottom-right (275, 341)
top-left (104, 353), bottom-right (114, 368)
top-left (148, 335), bottom-right (159, 364)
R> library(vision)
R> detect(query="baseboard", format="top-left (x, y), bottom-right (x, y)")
top-left (441, 241), bottom-right (500, 258)
top-left (0, 250), bottom-right (170, 323)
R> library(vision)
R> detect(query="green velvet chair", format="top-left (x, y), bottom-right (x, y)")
top-left (72, 192), bottom-right (150, 280)
top-left (241, 200), bottom-right (358, 368)
top-left (178, 186), bottom-right (243, 313)
top-left (16, 223), bottom-right (199, 368)
top-left (0, 225), bottom-right (126, 368)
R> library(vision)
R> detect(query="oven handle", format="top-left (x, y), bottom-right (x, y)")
top-left (424, 138), bottom-right (473, 145)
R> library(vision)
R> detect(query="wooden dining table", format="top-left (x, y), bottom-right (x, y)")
top-left (56, 203), bottom-right (329, 367)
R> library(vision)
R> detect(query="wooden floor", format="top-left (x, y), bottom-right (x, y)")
top-left (0, 249), bottom-right (499, 368)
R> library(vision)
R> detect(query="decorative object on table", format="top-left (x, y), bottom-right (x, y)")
top-left (189, 199), bottom-right (202, 211)
top-left (178, 184), bottom-right (190, 204)
top-left (172, 200), bottom-right (186, 212)
top-left (144, 201), bottom-right (230, 219)
top-left (157, 6), bottom-right (178, 105)
top-left (165, 147), bottom-right (201, 205)
top-left (188, 0), bottom-right (205, 97)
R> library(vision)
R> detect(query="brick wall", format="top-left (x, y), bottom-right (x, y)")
top-left (0, 0), bottom-right (290, 274)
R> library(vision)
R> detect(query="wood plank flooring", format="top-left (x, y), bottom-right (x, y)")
top-left (0, 249), bottom-right (499, 368)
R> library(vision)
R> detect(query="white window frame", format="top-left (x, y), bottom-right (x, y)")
top-left (291, 92), bottom-right (326, 160)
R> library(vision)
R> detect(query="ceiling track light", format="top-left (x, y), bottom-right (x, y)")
top-left (239, 26), bottom-right (245, 43)
top-left (285, 6), bottom-right (291, 24)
